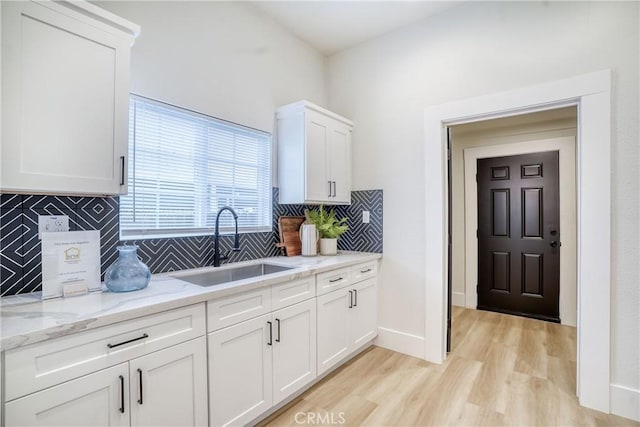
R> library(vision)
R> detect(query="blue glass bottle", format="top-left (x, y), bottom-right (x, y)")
top-left (104, 245), bottom-right (151, 292)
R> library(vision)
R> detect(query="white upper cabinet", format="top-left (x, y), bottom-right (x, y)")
top-left (277, 101), bottom-right (353, 205)
top-left (1, 0), bottom-right (139, 195)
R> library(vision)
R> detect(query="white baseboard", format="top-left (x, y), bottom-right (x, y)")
top-left (374, 327), bottom-right (425, 359)
top-left (610, 384), bottom-right (640, 421)
top-left (452, 292), bottom-right (466, 307)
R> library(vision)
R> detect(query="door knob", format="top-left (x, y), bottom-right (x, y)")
top-left (550, 241), bottom-right (559, 248)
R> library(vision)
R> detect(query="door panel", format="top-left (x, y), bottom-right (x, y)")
top-left (522, 188), bottom-right (543, 237)
top-left (329, 125), bottom-right (351, 203)
top-left (208, 314), bottom-right (272, 427)
top-left (491, 252), bottom-right (510, 292)
top-left (272, 299), bottom-right (317, 405)
top-left (305, 111), bottom-right (330, 202)
top-left (316, 290), bottom-right (350, 375)
top-left (5, 363), bottom-right (129, 427)
top-left (348, 279), bottom-right (378, 348)
top-left (130, 337), bottom-right (208, 427)
top-left (491, 189), bottom-right (510, 236)
top-left (477, 151), bottom-right (560, 321)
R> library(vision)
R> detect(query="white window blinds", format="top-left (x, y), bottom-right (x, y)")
top-left (120, 95), bottom-right (272, 239)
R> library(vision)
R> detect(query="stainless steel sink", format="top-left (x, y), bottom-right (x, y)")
top-left (173, 263), bottom-right (294, 287)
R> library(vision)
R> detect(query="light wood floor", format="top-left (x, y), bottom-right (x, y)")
top-left (262, 307), bottom-right (638, 427)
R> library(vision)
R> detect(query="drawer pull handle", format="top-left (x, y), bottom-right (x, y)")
top-left (137, 368), bottom-right (143, 405)
top-left (108, 333), bottom-right (149, 349)
top-left (360, 268), bottom-right (372, 274)
top-left (348, 290), bottom-right (353, 308)
top-left (275, 318), bottom-right (281, 343)
top-left (329, 277), bottom-right (344, 283)
top-left (267, 321), bottom-right (273, 346)
top-left (119, 375), bottom-right (125, 413)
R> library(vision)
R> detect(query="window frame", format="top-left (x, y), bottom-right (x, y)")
top-left (120, 94), bottom-right (273, 240)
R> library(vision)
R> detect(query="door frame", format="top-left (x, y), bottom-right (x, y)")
top-left (463, 137), bottom-right (577, 327)
top-left (423, 70), bottom-right (611, 413)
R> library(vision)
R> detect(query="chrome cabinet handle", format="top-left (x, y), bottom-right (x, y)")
top-left (275, 318), bottom-right (281, 343)
top-left (332, 181), bottom-right (336, 197)
top-left (360, 268), bottom-right (372, 274)
top-left (329, 277), bottom-right (343, 283)
top-left (353, 289), bottom-right (358, 307)
top-left (267, 321), bottom-right (273, 345)
top-left (108, 333), bottom-right (148, 349)
top-left (328, 181), bottom-right (332, 197)
top-left (348, 290), bottom-right (353, 308)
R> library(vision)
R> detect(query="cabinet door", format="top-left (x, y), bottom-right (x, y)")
top-left (316, 289), bottom-right (350, 376)
top-left (130, 337), bottom-right (208, 427)
top-left (5, 363), bottom-right (129, 427)
top-left (208, 314), bottom-right (272, 427)
top-left (272, 299), bottom-right (317, 405)
top-left (349, 279), bottom-right (378, 349)
top-left (329, 124), bottom-right (352, 204)
top-left (304, 110), bottom-right (331, 203)
top-left (1, 1), bottom-right (130, 195)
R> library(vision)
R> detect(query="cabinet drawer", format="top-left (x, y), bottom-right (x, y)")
top-left (271, 278), bottom-right (315, 311)
top-left (207, 287), bottom-right (271, 332)
top-left (316, 268), bottom-right (351, 296)
top-left (351, 261), bottom-right (378, 284)
top-left (5, 304), bottom-right (206, 401)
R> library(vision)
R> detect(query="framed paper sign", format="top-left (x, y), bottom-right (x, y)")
top-left (41, 230), bottom-right (101, 299)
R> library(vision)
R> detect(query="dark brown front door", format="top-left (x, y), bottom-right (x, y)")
top-left (477, 151), bottom-right (560, 322)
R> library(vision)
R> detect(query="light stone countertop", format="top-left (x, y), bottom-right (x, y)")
top-left (0, 251), bottom-right (381, 351)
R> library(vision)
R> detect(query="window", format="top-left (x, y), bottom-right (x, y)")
top-left (120, 95), bottom-right (272, 239)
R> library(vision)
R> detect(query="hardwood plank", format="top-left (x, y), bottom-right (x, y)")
top-left (467, 343), bottom-right (517, 414)
top-left (514, 327), bottom-right (548, 378)
top-left (414, 355), bottom-right (482, 425)
top-left (547, 354), bottom-right (576, 396)
top-left (456, 402), bottom-right (505, 426)
top-left (265, 308), bottom-right (639, 427)
top-left (546, 320), bottom-right (577, 361)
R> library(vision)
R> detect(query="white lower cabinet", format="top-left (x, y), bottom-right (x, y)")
top-left (317, 278), bottom-right (378, 376)
top-left (208, 313), bottom-right (273, 427)
top-left (272, 299), bottom-right (317, 405)
top-left (348, 279), bottom-right (378, 348)
top-left (317, 288), bottom-right (351, 375)
top-left (130, 337), bottom-right (208, 427)
top-left (208, 299), bottom-right (317, 426)
top-left (5, 338), bottom-right (208, 427)
top-left (5, 363), bottom-right (130, 427)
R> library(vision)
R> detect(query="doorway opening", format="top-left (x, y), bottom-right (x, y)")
top-left (425, 70), bottom-right (612, 413)
top-left (445, 108), bottom-right (579, 404)
top-left (447, 107), bottom-right (578, 356)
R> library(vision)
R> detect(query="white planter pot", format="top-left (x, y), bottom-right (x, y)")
top-left (319, 238), bottom-right (338, 256)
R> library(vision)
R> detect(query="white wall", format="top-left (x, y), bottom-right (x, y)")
top-left (94, 1), bottom-right (327, 134)
top-left (327, 1), bottom-right (639, 392)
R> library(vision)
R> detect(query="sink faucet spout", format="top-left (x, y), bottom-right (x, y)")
top-left (213, 206), bottom-right (241, 267)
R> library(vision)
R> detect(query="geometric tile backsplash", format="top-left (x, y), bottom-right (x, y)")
top-left (0, 188), bottom-right (382, 296)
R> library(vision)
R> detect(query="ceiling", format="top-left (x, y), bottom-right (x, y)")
top-left (250, 1), bottom-right (461, 55)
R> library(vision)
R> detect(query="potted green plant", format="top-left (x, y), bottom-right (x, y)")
top-left (307, 205), bottom-right (348, 255)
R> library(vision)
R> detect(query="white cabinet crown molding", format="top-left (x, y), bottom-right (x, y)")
top-left (276, 100), bottom-right (354, 127)
top-left (37, 0), bottom-right (140, 41)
